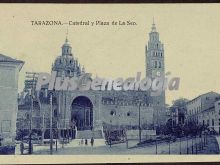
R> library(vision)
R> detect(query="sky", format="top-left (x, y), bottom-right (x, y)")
top-left (0, 4), bottom-right (220, 105)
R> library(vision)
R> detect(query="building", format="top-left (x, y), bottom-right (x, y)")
top-left (0, 54), bottom-right (24, 153)
top-left (186, 91), bottom-right (220, 133)
top-left (169, 98), bottom-right (188, 126)
top-left (17, 22), bottom-right (166, 139)
top-left (214, 100), bottom-right (220, 134)
top-left (145, 21), bottom-right (166, 126)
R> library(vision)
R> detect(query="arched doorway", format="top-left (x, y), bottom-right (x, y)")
top-left (71, 96), bottom-right (93, 130)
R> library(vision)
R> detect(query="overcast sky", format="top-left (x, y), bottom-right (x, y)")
top-left (0, 4), bottom-right (220, 105)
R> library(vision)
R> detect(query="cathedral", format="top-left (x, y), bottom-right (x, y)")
top-left (17, 22), bottom-right (166, 139)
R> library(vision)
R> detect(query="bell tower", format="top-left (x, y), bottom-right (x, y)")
top-left (146, 20), bottom-right (164, 79)
top-left (145, 20), bottom-right (166, 126)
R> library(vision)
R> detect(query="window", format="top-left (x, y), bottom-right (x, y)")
top-left (159, 62), bottom-right (161, 68)
top-left (54, 109), bottom-right (58, 117)
top-left (127, 112), bottom-right (131, 116)
top-left (154, 61), bottom-right (157, 68)
top-left (110, 110), bottom-right (116, 116)
top-left (161, 53), bottom-right (163, 57)
top-left (1, 120), bottom-right (11, 132)
top-left (212, 119), bottom-right (215, 126)
top-left (26, 113), bottom-right (30, 120)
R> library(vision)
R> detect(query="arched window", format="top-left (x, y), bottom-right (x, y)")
top-left (54, 109), bottom-right (58, 117)
top-left (25, 113), bottom-right (30, 120)
top-left (110, 110), bottom-right (116, 116)
top-left (159, 62), bottom-right (161, 68)
top-left (154, 61), bottom-right (157, 68)
top-left (67, 70), bottom-right (71, 75)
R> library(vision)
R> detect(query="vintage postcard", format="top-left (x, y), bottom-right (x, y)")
top-left (0, 3), bottom-right (220, 164)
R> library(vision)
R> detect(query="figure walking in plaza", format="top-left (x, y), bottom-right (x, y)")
top-left (85, 139), bottom-right (88, 146)
top-left (80, 138), bottom-right (84, 146)
top-left (90, 137), bottom-right (94, 147)
top-left (20, 141), bottom-right (24, 155)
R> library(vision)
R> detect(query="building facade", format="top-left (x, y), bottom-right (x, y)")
top-left (214, 100), bottom-right (220, 134)
top-left (0, 54), bottom-right (24, 152)
top-left (17, 22), bottom-right (166, 139)
top-left (186, 91), bottom-right (220, 133)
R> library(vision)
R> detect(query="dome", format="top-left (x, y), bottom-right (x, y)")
top-left (62, 43), bottom-right (71, 47)
top-left (52, 37), bottom-right (83, 78)
top-left (62, 38), bottom-right (72, 56)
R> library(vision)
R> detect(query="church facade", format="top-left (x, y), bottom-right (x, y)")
top-left (17, 22), bottom-right (166, 138)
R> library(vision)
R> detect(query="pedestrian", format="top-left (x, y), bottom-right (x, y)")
top-left (90, 137), bottom-right (94, 147)
top-left (85, 139), bottom-right (88, 146)
top-left (20, 141), bottom-right (24, 155)
top-left (81, 138), bottom-right (84, 146)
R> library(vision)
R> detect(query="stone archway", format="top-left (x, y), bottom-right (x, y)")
top-left (71, 96), bottom-right (93, 130)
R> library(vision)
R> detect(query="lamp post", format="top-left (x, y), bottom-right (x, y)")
top-left (195, 134), bottom-right (198, 154)
top-left (26, 72), bottom-right (39, 154)
top-left (186, 135), bottom-right (189, 154)
top-left (155, 136), bottom-right (158, 154)
top-left (168, 135), bottom-right (171, 154)
top-left (179, 136), bottom-right (181, 155)
top-left (28, 89), bottom-right (33, 154)
top-left (138, 101), bottom-right (141, 143)
top-left (49, 92), bottom-right (53, 155)
top-left (55, 121), bottom-right (58, 151)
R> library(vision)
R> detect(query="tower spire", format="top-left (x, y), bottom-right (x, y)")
top-left (152, 17), bottom-right (156, 32)
top-left (65, 28), bottom-right (69, 43)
